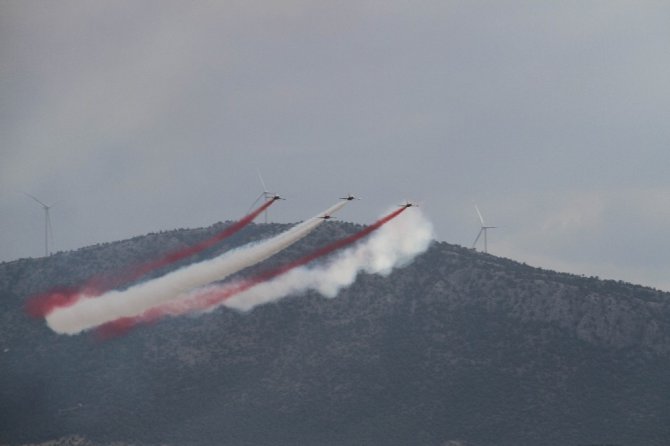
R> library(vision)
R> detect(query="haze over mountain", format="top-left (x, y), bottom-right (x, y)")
top-left (4, 1), bottom-right (670, 291)
top-left (1, 220), bottom-right (669, 446)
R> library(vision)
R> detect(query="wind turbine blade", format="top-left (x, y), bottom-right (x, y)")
top-left (472, 228), bottom-right (483, 249)
top-left (247, 192), bottom-right (266, 214)
top-left (475, 204), bottom-right (485, 226)
top-left (24, 192), bottom-right (48, 208)
top-left (256, 169), bottom-right (268, 193)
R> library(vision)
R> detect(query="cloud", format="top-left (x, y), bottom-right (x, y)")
top-left (539, 191), bottom-right (606, 234)
top-left (491, 187), bottom-right (670, 290)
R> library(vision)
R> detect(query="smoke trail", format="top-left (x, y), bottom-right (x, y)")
top-left (26, 198), bottom-right (277, 318)
top-left (225, 207), bottom-right (434, 311)
top-left (96, 206), bottom-right (427, 338)
top-left (45, 200), bottom-right (348, 335)
top-left (104, 198), bottom-right (278, 288)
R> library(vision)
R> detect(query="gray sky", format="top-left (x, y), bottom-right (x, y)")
top-left (2, 1), bottom-right (670, 291)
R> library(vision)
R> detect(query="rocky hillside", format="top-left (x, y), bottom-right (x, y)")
top-left (1, 220), bottom-right (669, 446)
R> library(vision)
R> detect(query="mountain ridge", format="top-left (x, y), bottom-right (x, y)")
top-left (1, 219), bottom-right (669, 445)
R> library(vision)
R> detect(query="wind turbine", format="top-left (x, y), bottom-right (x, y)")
top-left (472, 204), bottom-right (496, 253)
top-left (25, 193), bottom-right (55, 256)
top-left (248, 170), bottom-right (276, 223)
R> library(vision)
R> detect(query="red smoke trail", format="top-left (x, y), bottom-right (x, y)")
top-left (95, 207), bottom-right (407, 340)
top-left (104, 198), bottom-right (276, 287)
top-left (26, 199), bottom-right (277, 318)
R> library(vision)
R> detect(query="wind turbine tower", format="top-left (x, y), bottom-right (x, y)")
top-left (248, 170), bottom-right (275, 223)
top-left (472, 204), bottom-right (496, 254)
top-left (25, 193), bottom-right (55, 256)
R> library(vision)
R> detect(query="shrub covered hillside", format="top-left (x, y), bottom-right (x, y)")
top-left (1, 220), bottom-right (669, 446)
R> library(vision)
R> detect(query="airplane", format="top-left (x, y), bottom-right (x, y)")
top-left (319, 214), bottom-right (336, 220)
top-left (399, 201), bottom-right (418, 208)
top-left (339, 194), bottom-right (360, 201)
top-left (268, 194), bottom-right (285, 201)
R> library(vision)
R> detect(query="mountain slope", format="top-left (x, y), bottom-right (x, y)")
top-left (1, 220), bottom-right (669, 446)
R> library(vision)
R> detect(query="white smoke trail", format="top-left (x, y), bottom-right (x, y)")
top-left (46, 200), bottom-right (349, 334)
top-left (190, 208), bottom-right (434, 313)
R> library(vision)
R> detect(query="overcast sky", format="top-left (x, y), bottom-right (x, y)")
top-left (2, 1), bottom-right (670, 291)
